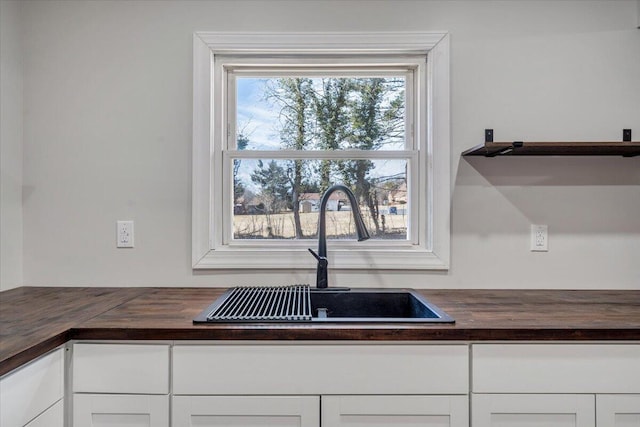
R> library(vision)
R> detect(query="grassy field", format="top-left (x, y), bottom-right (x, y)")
top-left (233, 209), bottom-right (407, 240)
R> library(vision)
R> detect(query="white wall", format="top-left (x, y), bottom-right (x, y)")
top-left (1, 0), bottom-right (24, 291)
top-left (13, 0), bottom-right (640, 289)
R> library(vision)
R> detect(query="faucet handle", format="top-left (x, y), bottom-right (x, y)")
top-left (308, 248), bottom-right (328, 266)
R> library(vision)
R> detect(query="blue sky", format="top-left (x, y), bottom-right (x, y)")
top-left (236, 78), bottom-right (282, 150)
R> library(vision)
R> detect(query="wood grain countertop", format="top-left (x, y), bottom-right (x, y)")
top-left (1, 286), bottom-right (639, 376)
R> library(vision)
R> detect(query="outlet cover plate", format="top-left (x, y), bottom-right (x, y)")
top-left (531, 224), bottom-right (548, 252)
top-left (117, 220), bottom-right (134, 248)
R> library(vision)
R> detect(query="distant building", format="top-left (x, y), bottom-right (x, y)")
top-left (299, 192), bottom-right (343, 212)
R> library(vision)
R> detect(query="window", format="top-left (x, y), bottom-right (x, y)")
top-left (229, 63), bottom-right (413, 243)
top-left (193, 32), bottom-right (450, 270)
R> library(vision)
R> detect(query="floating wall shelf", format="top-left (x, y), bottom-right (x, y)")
top-left (462, 129), bottom-right (639, 157)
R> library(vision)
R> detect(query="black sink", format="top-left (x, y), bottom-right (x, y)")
top-left (310, 288), bottom-right (454, 323)
top-left (193, 286), bottom-right (454, 324)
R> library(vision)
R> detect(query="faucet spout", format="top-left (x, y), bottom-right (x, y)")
top-left (310, 184), bottom-right (370, 289)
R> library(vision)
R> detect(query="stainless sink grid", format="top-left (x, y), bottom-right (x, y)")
top-left (202, 285), bottom-right (312, 322)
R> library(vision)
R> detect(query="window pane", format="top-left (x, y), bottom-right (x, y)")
top-left (232, 158), bottom-right (408, 240)
top-left (235, 77), bottom-right (406, 151)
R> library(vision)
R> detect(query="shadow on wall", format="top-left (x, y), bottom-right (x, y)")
top-left (461, 156), bottom-right (640, 186)
top-left (453, 156), bottom-right (640, 234)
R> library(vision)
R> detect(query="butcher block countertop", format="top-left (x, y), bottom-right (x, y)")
top-left (1, 286), bottom-right (639, 376)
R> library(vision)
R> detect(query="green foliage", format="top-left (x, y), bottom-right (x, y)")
top-left (237, 133), bottom-right (249, 150)
top-left (250, 160), bottom-right (291, 214)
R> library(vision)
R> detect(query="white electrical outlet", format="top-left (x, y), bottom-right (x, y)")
top-left (531, 224), bottom-right (548, 252)
top-left (117, 221), bottom-right (134, 248)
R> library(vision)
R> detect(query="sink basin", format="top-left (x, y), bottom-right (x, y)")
top-left (310, 288), bottom-right (454, 323)
top-left (194, 286), bottom-right (454, 324)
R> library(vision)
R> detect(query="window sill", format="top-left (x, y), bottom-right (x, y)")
top-left (193, 247), bottom-right (449, 270)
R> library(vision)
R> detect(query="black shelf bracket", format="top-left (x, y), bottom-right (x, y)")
top-left (485, 129), bottom-right (493, 143)
top-left (485, 130), bottom-right (524, 156)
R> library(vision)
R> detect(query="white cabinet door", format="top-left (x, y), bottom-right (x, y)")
top-left (473, 394), bottom-right (595, 427)
top-left (322, 395), bottom-right (468, 427)
top-left (597, 395), bottom-right (640, 427)
top-left (0, 348), bottom-right (64, 427)
top-left (172, 396), bottom-right (320, 427)
top-left (73, 394), bottom-right (169, 427)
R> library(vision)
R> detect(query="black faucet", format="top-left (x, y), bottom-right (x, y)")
top-left (308, 184), bottom-right (370, 289)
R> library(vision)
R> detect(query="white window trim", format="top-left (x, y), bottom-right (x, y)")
top-left (192, 32), bottom-right (450, 270)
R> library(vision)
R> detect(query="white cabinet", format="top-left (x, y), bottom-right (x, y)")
top-left (172, 344), bottom-right (470, 427)
top-left (596, 395), bottom-right (640, 427)
top-left (322, 395), bottom-right (468, 427)
top-left (73, 343), bottom-right (170, 427)
top-left (74, 394), bottom-right (169, 427)
top-left (472, 394), bottom-right (595, 427)
top-left (67, 341), bottom-right (640, 427)
top-left (173, 396), bottom-right (319, 427)
top-left (0, 347), bottom-right (64, 427)
top-left (471, 344), bottom-right (640, 427)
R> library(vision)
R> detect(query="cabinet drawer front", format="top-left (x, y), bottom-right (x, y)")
top-left (74, 394), bottom-right (169, 427)
top-left (173, 396), bottom-right (320, 427)
top-left (473, 344), bottom-right (640, 393)
top-left (73, 344), bottom-right (169, 394)
top-left (322, 395), bottom-right (469, 427)
top-left (173, 344), bottom-right (468, 395)
top-left (0, 348), bottom-right (64, 427)
top-left (472, 394), bottom-right (595, 427)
